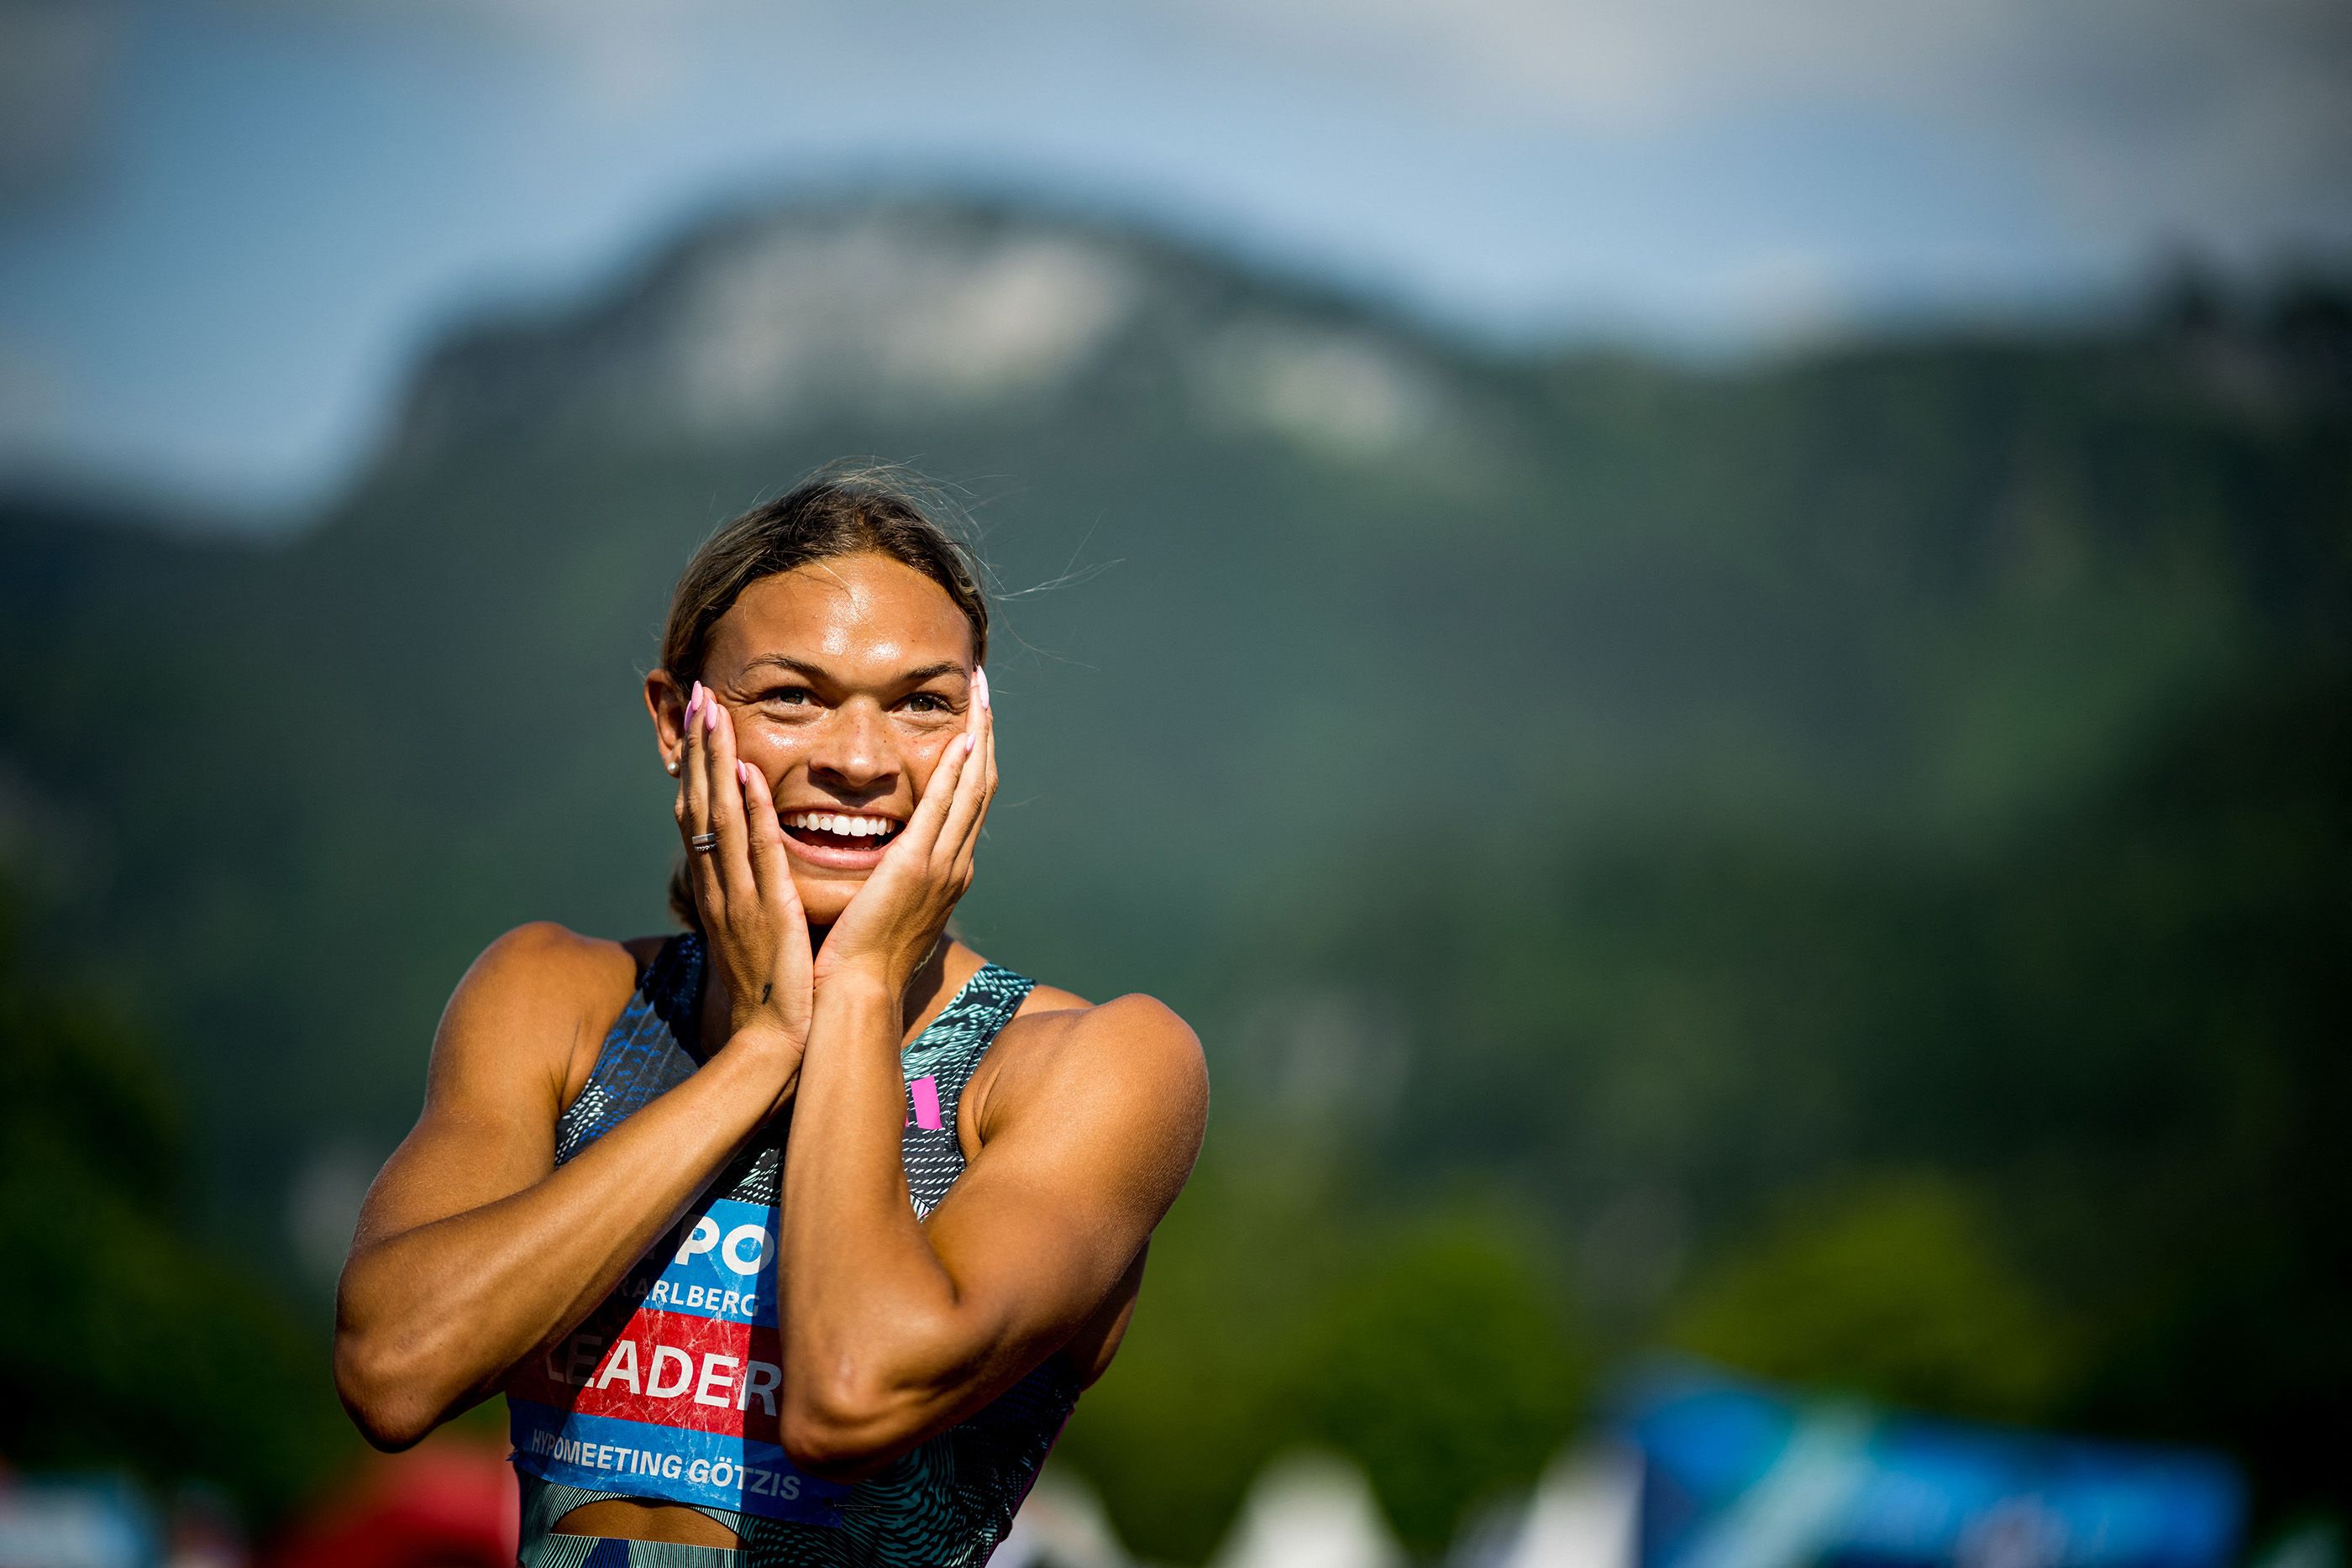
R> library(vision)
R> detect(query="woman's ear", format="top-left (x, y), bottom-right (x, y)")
top-left (644, 669), bottom-right (688, 776)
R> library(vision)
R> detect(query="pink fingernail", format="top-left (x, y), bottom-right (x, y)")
top-left (686, 682), bottom-right (702, 719)
top-left (973, 666), bottom-right (990, 711)
top-left (737, 761), bottom-right (755, 788)
top-left (705, 696), bottom-right (720, 732)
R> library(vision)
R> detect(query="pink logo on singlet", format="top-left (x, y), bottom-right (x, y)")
top-left (906, 1076), bottom-right (943, 1131)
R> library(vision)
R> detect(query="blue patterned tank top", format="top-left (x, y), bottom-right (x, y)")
top-left (506, 932), bottom-right (1082, 1566)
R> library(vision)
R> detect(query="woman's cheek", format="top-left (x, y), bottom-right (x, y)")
top-left (743, 727), bottom-right (803, 779)
top-left (906, 732), bottom-right (957, 795)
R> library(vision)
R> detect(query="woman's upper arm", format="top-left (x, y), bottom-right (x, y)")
top-left (350, 922), bottom-right (633, 1248)
top-left (922, 994), bottom-right (1208, 1366)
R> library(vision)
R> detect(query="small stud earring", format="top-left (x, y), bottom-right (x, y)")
top-left (665, 758), bottom-right (680, 776)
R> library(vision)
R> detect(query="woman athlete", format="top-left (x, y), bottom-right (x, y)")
top-left (334, 472), bottom-right (1209, 1566)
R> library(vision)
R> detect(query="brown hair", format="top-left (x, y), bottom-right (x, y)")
top-left (659, 464), bottom-right (989, 927)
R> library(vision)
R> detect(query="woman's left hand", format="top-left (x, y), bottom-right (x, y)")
top-left (815, 682), bottom-right (995, 999)
top-left (678, 682), bottom-right (816, 1071)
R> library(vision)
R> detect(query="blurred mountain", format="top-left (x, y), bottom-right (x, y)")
top-left (3, 189), bottom-right (2346, 1234)
top-left (0, 194), bottom-right (2346, 1544)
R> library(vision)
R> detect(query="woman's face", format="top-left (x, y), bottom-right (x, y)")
top-left (648, 551), bottom-right (979, 927)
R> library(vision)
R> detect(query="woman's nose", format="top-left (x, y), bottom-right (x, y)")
top-left (806, 704), bottom-right (894, 792)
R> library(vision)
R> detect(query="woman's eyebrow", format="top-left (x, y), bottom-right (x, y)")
top-left (741, 654), bottom-right (966, 686)
top-left (742, 653), bottom-right (832, 681)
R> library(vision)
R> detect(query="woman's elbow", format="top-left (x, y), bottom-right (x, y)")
top-left (780, 1304), bottom-right (981, 1476)
top-left (333, 1332), bottom-right (442, 1452)
top-left (779, 1371), bottom-right (921, 1481)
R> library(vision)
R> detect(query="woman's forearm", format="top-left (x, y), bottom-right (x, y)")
top-left (778, 972), bottom-right (976, 1465)
top-left (335, 1041), bottom-right (794, 1447)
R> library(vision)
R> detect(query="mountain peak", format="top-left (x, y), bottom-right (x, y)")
top-left (384, 195), bottom-right (1465, 466)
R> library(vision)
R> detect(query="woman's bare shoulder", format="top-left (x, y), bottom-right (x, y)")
top-left (458, 921), bottom-right (648, 1009)
top-left (993, 983), bottom-right (1204, 1099)
top-left (430, 924), bottom-right (668, 1093)
top-left (1001, 964), bottom-right (1193, 1047)
top-left (969, 988), bottom-right (1206, 1187)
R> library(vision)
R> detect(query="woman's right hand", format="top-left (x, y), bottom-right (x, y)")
top-left (677, 680), bottom-right (812, 1092)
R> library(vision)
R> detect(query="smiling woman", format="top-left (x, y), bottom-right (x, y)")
top-left (331, 465), bottom-right (1208, 1566)
top-left (648, 476), bottom-right (998, 928)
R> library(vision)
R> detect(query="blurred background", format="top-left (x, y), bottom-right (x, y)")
top-left (1, 1), bottom-right (2347, 1565)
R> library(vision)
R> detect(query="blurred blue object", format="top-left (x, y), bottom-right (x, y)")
top-left (0, 1474), bottom-right (161, 1568)
top-left (1615, 1367), bottom-right (2243, 1568)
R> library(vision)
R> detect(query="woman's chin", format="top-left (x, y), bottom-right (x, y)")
top-left (788, 870), bottom-right (864, 929)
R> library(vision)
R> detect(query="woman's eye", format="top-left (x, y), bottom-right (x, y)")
top-left (903, 692), bottom-right (950, 714)
top-left (764, 686), bottom-right (815, 707)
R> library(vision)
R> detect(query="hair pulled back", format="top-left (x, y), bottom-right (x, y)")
top-left (659, 464), bottom-right (989, 928)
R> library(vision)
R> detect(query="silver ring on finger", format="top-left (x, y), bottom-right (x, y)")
top-left (690, 832), bottom-right (720, 853)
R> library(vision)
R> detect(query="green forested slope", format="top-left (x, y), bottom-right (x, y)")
top-left (0, 199), bottom-right (2344, 1553)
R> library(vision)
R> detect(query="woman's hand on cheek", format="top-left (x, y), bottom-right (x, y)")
top-left (676, 682), bottom-right (815, 1086)
top-left (814, 692), bottom-right (995, 999)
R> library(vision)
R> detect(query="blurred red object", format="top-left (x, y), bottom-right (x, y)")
top-left (267, 1438), bottom-right (516, 1568)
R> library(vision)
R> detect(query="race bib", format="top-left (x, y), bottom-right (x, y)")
top-left (508, 1196), bottom-right (846, 1525)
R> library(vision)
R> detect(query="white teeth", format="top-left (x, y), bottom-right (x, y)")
top-left (784, 810), bottom-right (895, 840)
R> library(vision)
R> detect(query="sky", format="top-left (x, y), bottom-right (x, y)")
top-left (0, 0), bottom-right (2346, 515)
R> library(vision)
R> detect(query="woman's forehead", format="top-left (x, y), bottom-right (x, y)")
top-left (711, 553), bottom-right (974, 670)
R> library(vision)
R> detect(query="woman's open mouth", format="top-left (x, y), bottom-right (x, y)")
top-left (780, 810), bottom-right (902, 868)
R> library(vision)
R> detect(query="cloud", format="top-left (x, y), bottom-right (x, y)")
top-left (228, 0), bottom-right (774, 115)
top-left (0, 0), bottom-right (126, 207)
top-left (1174, 0), bottom-right (2352, 242)
top-left (225, 0), bottom-right (2352, 251)
top-left (1181, 0), bottom-right (2005, 125)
